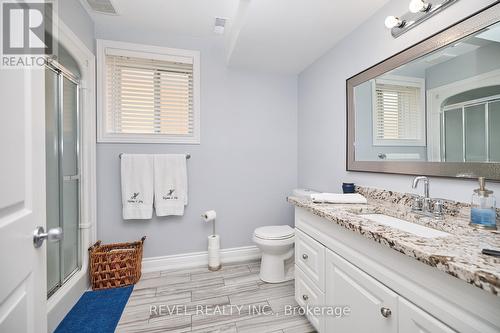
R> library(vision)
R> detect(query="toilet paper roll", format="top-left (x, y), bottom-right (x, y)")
top-left (208, 234), bottom-right (221, 270)
top-left (208, 234), bottom-right (220, 248)
top-left (202, 210), bottom-right (217, 222)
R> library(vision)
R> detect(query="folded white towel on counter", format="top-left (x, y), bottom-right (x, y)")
top-left (121, 154), bottom-right (155, 220)
top-left (310, 193), bottom-right (367, 204)
top-left (154, 154), bottom-right (188, 216)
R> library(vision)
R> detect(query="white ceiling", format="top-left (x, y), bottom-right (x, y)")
top-left (86, 0), bottom-right (239, 38)
top-left (226, 0), bottom-right (390, 73)
top-left (477, 23), bottom-right (500, 43)
top-left (83, 0), bottom-right (390, 74)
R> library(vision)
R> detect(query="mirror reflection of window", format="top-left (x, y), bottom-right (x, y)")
top-left (374, 78), bottom-right (425, 145)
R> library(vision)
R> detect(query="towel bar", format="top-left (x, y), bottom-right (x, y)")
top-left (119, 153), bottom-right (191, 159)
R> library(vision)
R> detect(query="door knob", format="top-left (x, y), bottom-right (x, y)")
top-left (302, 254), bottom-right (308, 260)
top-left (302, 294), bottom-right (309, 301)
top-left (380, 307), bottom-right (392, 318)
top-left (33, 226), bottom-right (63, 248)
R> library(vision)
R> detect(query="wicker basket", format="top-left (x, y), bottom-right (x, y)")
top-left (89, 236), bottom-right (146, 290)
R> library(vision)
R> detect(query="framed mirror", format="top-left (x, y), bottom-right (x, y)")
top-left (347, 3), bottom-right (500, 180)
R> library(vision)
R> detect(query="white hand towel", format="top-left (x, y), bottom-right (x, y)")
top-left (310, 193), bottom-right (367, 204)
top-left (154, 154), bottom-right (188, 216)
top-left (121, 154), bottom-right (154, 220)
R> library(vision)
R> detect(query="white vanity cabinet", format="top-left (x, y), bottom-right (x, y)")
top-left (295, 231), bottom-right (455, 333)
top-left (294, 207), bottom-right (499, 333)
top-left (325, 248), bottom-right (398, 333)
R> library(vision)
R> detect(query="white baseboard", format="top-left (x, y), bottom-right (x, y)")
top-left (141, 245), bottom-right (261, 273)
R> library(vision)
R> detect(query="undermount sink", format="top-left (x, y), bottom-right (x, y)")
top-left (359, 214), bottom-right (450, 238)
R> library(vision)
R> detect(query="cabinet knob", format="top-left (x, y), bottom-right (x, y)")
top-left (302, 254), bottom-right (308, 260)
top-left (380, 307), bottom-right (392, 318)
top-left (302, 294), bottom-right (309, 301)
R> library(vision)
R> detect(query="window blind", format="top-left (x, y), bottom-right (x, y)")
top-left (375, 82), bottom-right (422, 141)
top-left (106, 54), bottom-right (193, 136)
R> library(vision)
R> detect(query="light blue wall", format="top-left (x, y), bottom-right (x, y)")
top-left (94, 28), bottom-right (298, 258)
top-left (57, 0), bottom-right (95, 53)
top-left (298, 0), bottom-right (500, 202)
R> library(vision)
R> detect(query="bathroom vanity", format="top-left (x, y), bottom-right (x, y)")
top-left (290, 188), bottom-right (500, 333)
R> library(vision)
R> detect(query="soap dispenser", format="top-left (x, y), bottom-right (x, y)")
top-left (470, 177), bottom-right (497, 229)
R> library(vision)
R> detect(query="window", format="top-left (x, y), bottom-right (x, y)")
top-left (97, 40), bottom-right (200, 143)
top-left (372, 76), bottom-right (425, 146)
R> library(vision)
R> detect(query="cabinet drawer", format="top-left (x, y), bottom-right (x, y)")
top-left (295, 228), bottom-right (325, 291)
top-left (295, 265), bottom-right (325, 332)
top-left (399, 298), bottom-right (456, 333)
top-left (325, 248), bottom-right (398, 333)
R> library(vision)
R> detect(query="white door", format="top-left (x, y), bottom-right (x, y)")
top-left (325, 249), bottom-right (398, 333)
top-left (0, 66), bottom-right (47, 332)
top-left (399, 298), bottom-right (456, 333)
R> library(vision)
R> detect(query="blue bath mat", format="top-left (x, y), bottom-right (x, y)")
top-left (54, 286), bottom-right (133, 333)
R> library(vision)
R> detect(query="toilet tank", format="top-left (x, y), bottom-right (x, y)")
top-left (292, 188), bottom-right (318, 198)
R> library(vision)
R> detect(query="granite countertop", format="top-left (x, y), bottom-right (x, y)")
top-left (288, 187), bottom-right (500, 296)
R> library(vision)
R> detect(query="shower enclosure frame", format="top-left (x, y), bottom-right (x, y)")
top-left (45, 18), bottom-right (96, 333)
top-left (45, 59), bottom-right (82, 298)
top-left (440, 95), bottom-right (500, 163)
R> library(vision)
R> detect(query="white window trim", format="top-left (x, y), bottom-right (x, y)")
top-left (97, 39), bottom-right (201, 144)
top-left (371, 75), bottom-right (426, 147)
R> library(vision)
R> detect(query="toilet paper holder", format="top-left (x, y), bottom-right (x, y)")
top-left (202, 210), bottom-right (217, 236)
top-left (202, 210), bottom-right (221, 271)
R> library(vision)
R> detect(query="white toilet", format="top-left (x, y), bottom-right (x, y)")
top-left (253, 225), bottom-right (295, 283)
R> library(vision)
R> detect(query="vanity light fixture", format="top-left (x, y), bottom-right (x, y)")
top-left (386, 0), bottom-right (458, 38)
top-left (409, 0), bottom-right (431, 13)
top-left (385, 16), bottom-right (405, 29)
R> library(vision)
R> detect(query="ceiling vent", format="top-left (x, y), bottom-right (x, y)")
top-left (214, 17), bottom-right (227, 35)
top-left (85, 0), bottom-right (118, 15)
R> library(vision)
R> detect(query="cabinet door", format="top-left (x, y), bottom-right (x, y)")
top-left (399, 298), bottom-right (456, 333)
top-left (325, 249), bottom-right (398, 333)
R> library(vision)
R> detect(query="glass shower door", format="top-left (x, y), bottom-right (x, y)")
top-left (441, 96), bottom-right (500, 163)
top-left (45, 66), bottom-right (81, 298)
top-left (489, 101), bottom-right (500, 162)
top-left (442, 108), bottom-right (464, 162)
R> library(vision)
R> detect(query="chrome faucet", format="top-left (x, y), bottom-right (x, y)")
top-left (411, 176), bottom-right (443, 218)
top-left (412, 176), bottom-right (429, 199)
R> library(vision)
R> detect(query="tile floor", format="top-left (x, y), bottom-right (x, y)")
top-left (116, 260), bottom-right (316, 332)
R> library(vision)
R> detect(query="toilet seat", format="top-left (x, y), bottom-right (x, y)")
top-left (254, 225), bottom-right (294, 240)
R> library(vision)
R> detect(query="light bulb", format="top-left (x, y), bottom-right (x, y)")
top-left (385, 16), bottom-right (404, 29)
top-left (409, 0), bottom-right (431, 13)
